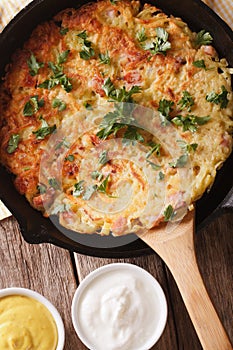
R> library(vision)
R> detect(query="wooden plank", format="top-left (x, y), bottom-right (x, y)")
top-left (75, 253), bottom-right (178, 349)
top-left (0, 217), bottom-right (85, 350)
top-left (165, 213), bottom-right (233, 349)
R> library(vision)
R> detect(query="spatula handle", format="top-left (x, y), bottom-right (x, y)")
top-left (164, 238), bottom-right (232, 350)
top-left (140, 213), bottom-right (232, 350)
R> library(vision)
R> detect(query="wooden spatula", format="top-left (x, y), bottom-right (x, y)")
top-left (138, 209), bottom-right (232, 350)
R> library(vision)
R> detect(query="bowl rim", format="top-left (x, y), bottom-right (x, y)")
top-left (0, 287), bottom-right (65, 350)
top-left (71, 262), bottom-right (168, 350)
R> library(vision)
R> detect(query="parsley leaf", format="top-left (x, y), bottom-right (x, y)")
top-left (193, 59), bottom-right (207, 70)
top-left (99, 51), bottom-right (111, 65)
top-left (142, 27), bottom-right (171, 55)
top-left (23, 95), bottom-right (44, 116)
top-left (158, 171), bottom-right (165, 180)
top-left (91, 171), bottom-right (104, 181)
top-left (27, 53), bottom-right (44, 76)
top-left (37, 183), bottom-right (47, 194)
top-left (164, 204), bottom-right (176, 221)
top-left (58, 50), bottom-right (70, 65)
top-left (65, 154), bottom-right (75, 162)
top-left (102, 78), bottom-right (141, 102)
top-left (60, 27), bottom-right (69, 35)
top-left (206, 85), bottom-right (229, 109)
top-left (194, 30), bottom-right (213, 48)
top-left (38, 52), bottom-right (72, 92)
top-left (7, 134), bottom-right (20, 154)
top-left (169, 154), bottom-right (188, 168)
top-left (158, 99), bottom-right (174, 118)
top-left (73, 180), bottom-right (85, 197)
top-left (33, 117), bottom-right (56, 139)
top-left (83, 184), bottom-right (98, 200)
top-left (77, 30), bottom-right (95, 60)
top-left (97, 174), bottom-right (116, 198)
top-left (99, 150), bottom-right (109, 165)
top-left (178, 91), bottom-right (194, 112)
top-left (171, 114), bottom-right (210, 132)
top-left (122, 126), bottom-right (144, 145)
top-left (146, 142), bottom-right (161, 158)
top-left (84, 102), bottom-right (93, 110)
top-left (52, 98), bottom-right (66, 111)
top-left (158, 99), bottom-right (174, 126)
top-left (146, 159), bottom-right (161, 170)
top-left (136, 27), bottom-right (147, 42)
top-left (177, 140), bottom-right (198, 153)
top-left (48, 178), bottom-right (60, 189)
top-left (55, 138), bottom-right (70, 150)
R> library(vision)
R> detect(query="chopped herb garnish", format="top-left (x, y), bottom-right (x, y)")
top-left (97, 174), bottom-right (116, 198)
top-left (33, 117), bottom-right (56, 139)
top-left (146, 159), bottom-right (161, 170)
top-left (169, 154), bottom-right (188, 168)
top-left (84, 102), bottom-right (93, 110)
top-left (91, 171), bottom-right (104, 181)
top-left (48, 178), bottom-right (60, 189)
top-left (73, 180), bottom-right (85, 197)
top-left (122, 126), bottom-right (144, 145)
top-left (194, 30), bottom-right (213, 48)
top-left (158, 99), bottom-right (174, 118)
top-left (96, 88), bottom-right (141, 141)
top-left (193, 59), bottom-right (207, 70)
top-left (142, 27), bottom-right (171, 55)
top-left (158, 171), bottom-right (165, 180)
top-left (158, 99), bottom-right (174, 126)
top-left (23, 95), bottom-right (44, 116)
top-left (99, 51), bottom-right (111, 65)
top-left (136, 27), bottom-right (147, 42)
top-left (60, 27), bottom-right (69, 35)
top-left (102, 77), bottom-right (141, 102)
top-left (99, 150), bottom-right (109, 165)
top-left (164, 204), bottom-right (176, 222)
top-left (7, 134), bottom-right (20, 154)
top-left (146, 142), bottom-right (161, 158)
top-left (65, 154), bottom-right (75, 162)
top-left (206, 85), bottom-right (229, 109)
top-left (58, 50), bottom-right (70, 65)
top-left (178, 91), bottom-right (194, 112)
top-left (37, 183), bottom-right (47, 194)
top-left (83, 184), bottom-right (98, 200)
top-left (27, 53), bottom-right (44, 76)
top-left (171, 114), bottom-right (210, 132)
top-left (55, 138), bottom-right (70, 150)
top-left (109, 0), bottom-right (120, 4)
top-left (38, 52), bottom-right (72, 92)
top-left (177, 140), bottom-right (198, 153)
top-left (51, 203), bottom-right (70, 215)
top-left (77, 30), bottom-right (95, 60)
top-left (52, 98), bottom-right (66, 111)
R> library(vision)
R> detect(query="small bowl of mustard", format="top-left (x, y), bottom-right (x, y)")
top-left (0, 287), bottom-right (65, 350)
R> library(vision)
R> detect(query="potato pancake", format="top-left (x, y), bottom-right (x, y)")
top-left (0, 0), bottom-right (232, 236)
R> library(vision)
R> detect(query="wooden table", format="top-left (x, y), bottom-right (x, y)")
top-left (0, 212), bottom-right (232, 349)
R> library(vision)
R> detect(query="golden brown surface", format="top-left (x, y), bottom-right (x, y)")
top-left (0, 0), bottom-right (232, 235)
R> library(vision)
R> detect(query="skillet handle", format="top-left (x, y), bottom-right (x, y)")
top-left (219, 187), bottom-right (233, 211)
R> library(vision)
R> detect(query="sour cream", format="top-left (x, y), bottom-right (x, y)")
top-left (72, 263), bottom-right (167, 350)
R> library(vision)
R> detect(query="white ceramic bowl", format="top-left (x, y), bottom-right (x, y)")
top-left (0, 287), bottom-right (65, 350)
top-left (72, 263), bottom-right (167, 350)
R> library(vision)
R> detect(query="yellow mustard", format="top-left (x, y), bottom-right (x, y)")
top-left (0, 295), bottom-right (58, 350)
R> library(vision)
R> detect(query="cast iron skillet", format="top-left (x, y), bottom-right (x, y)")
top-left (0, 0), bottom-right (233, 258)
